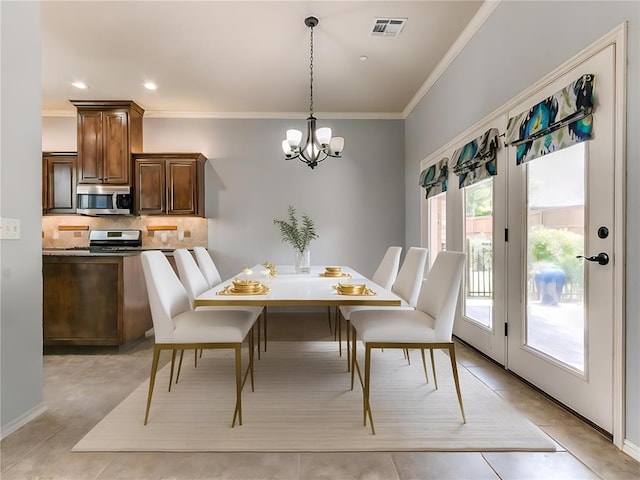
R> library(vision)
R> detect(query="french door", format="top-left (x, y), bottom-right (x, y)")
top-left (422, 32), bottom-right (624, 435)
top-left (506, 43), bottom-right (618, 433)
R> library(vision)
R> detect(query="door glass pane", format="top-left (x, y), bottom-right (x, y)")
top-left (428, 192), bottom-right (446, 266)
top-left (464, 179), bottom-right (493, 328)
top-left (526, 143), bottom-right (585, 372)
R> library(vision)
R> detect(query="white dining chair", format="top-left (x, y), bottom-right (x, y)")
top-left (193, 246), bottom-right (222, 288)
top-left (333, 246), bottom-right (402, 357)
top-left (173, 249), bottom-right (264, 379)
top-left (140, 250), bottom-right (257, 427)
top-left (339, 247), bottom-right (426, 369)
top-left (349, 251), bottom-right (467, 434)
top-left (193, 246), bottom-right (269, 355)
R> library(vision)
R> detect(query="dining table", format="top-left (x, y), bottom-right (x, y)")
top-left (194, 264), bottom-right (403, 365)
top-left (194, 264), bottom-right (402, 308)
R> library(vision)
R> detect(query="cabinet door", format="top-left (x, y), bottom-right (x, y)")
top-left (77, 111), bottom-right (103, 183)
top-left (135, 159), bottom-right (166, 214)
top-left (43, 258), bottom-right (121, 345)
top-left (167, 160), bottom-right (197, 215)
top-left (102, 111), bottom-right (130, 184)
top-left (45, 155), bottom-right (77, 214)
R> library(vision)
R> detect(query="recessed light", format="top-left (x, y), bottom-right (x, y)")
top-left (359, 55), bottom-right (368, 62)
top-left (72, 81), bottom-right (88, 89)
top-left (143, 82), bottom-right (157, 90)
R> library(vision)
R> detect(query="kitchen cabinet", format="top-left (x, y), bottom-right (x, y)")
top-left (71, 100), bottom-right (144, 185)
top-left (43, 254), bottom-right (152, 346)
top-left (42, 152), bottom-right (77, 214)
top-left (133, 153), bottom-right (206, 216)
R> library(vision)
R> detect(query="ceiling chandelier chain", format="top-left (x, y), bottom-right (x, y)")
top-left (282, 16), bottom-right (345, 169)
top-left (308, 20), bottom-right (314, 117)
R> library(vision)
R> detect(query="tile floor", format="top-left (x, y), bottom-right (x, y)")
top-left (2, 312), bottom-right (639, 480)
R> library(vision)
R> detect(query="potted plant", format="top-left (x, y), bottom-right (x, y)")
top-left (273, 206), bottom-right (318, 273)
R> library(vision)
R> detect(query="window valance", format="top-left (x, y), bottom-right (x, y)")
top-left (505, 74), bottom-right (594, 165)
top-left (451, 128), bottom-right (499, 189)
top-left (419, 158), bottom-right (448, 199)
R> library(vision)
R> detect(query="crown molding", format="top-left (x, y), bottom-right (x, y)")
top-left (42, 110), bottom-right (404, 120)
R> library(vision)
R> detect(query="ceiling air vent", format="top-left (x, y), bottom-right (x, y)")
top-left (370, 18), bottom-right (407, 38)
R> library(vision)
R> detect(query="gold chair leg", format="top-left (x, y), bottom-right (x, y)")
top-left (168, 349), bottom-right (177, 392)
top-left (346, 317), bottom-right (351, 372)
top-left (447, 344), bottom-right (466, 423)
top-left (249, 326), bottom-right (255, 392)
top-left (327, 306), bottom-right (333, 335)
top-left (364, 345), bottom-right (375, 434)
top-left (337, 307), bottom-right (342, 357)
top-left (429, 349), bottom-right (438, 389)
top-left (263, 306), bottom-right (268, 352)
top-left (350, 325), bottom-right (357, 390)
top-left (404, 348), bottom-right (411, 365)
top-left (175, 349), bottom-right (184, 384)
top-left (420, 348), bottom-right (429, 383)
top-left (256, 313), bottom-right (261, 360)
top-left (144, 346), bottom-right (161, 425)
top-left (232, 344), bottom-right (242, 427)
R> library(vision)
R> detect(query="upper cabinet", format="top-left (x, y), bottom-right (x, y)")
top-left (71, 100), bottom-right (144, 185)
top-left (43, 152), bottom-right (77, 214)
top-left (133, 153), bottom-right (206, 217)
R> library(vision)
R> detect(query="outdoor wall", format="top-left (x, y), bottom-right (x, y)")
top-left (42, 116), bottom-right (406, 281)
top-left (404, 0), bottom-right (640, 450)
top-left (0, 1), bottom-right (45, 436)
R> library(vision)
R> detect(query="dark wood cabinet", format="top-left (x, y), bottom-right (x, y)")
top-left (42, 152), bottom-right (77, 214)
top-left (71, 100), bottom-right (144, 185)
top-left (43, 254), bottom-right (152, 346)
top-left (134, 153), bottom-right (206, 216)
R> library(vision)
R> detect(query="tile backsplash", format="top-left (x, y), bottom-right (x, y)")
top-left (42, 216), bottom-right (208, 249)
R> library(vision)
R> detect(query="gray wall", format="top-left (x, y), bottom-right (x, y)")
top-left (42, 116), bottom-right (406, 281)
top-left (404, 1), bottom-right (640, 446)
top-left (1, 1), bottom-right (44, 433)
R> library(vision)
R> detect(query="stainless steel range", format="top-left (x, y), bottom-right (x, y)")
top-left (89, 229), bottom-right (143, 252)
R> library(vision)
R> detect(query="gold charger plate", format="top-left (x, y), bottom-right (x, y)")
top-left (319, 272), bottom-right (351, 278)
top-left (217, 284), bottom-right (270, 296)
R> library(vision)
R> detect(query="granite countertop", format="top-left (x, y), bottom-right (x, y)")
top-left (42, 248), bottom-right (177, 257)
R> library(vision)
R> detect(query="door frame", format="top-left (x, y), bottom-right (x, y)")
top-left (419, 23), bottom-right (626, 447)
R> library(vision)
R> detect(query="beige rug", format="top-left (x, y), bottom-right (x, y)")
top-left (73, 341), bottom-right (555, 452)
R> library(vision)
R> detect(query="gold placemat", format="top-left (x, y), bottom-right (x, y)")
top-left (333, 284), bottom-right (376, 296)
top-left (319, 272), bottom-right (351, 278)
top-left (217, 284), bottom-right (270, 295)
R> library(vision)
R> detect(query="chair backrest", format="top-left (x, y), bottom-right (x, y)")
top-left (141, 250), bottom-right (191, 343)
top-left (193, 246), bottom-right (222, 288)
top-left (416, 251), bottom-right (466, 342)
top-left (392, 247), bottom-right (428, 307)
top-left (371, 246), bottom-right (402, 290)
top-left (174, 248), bottom-right (210, 309)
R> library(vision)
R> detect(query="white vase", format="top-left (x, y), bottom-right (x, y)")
top-left (295, 249), bottom-right (311, 273)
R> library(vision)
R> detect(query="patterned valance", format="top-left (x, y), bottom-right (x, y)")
top-left (419, 158), bottom-right (448, 199)
top-left (505, 74), bottom-right (594, 165)
top-left (451, 128), bottom-right (499, 189)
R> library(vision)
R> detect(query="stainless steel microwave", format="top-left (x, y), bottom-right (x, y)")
top-left (76, 185), bottom-right (133, 216)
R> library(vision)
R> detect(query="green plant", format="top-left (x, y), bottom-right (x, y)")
top-left (273, 206), bottom-right (318, 253)
top-left (528, 226), bottom-right (584, 284)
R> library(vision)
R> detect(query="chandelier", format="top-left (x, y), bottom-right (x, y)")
top-left (282, 16), bottom-right (345, 169)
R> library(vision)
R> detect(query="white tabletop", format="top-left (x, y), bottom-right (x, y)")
top-left (194, 265), bottom-right (402, 307)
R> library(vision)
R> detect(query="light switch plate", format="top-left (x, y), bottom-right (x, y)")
top-left (0, 217), bottom-right (21, 239)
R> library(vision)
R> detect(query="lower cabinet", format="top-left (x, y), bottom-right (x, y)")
top-left (43, 254), bottom-right (153, 346)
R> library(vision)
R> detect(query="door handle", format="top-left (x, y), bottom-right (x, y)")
top-left (576, 252), bottom-right (609, 266)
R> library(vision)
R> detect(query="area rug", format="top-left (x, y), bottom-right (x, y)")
top-left (73, 341), bottom-right (555, 452)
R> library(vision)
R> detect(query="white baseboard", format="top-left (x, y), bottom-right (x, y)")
top-left (623, 439), bottom-right (640, 462)
top-left (0, 403), bottom-right (47, 440)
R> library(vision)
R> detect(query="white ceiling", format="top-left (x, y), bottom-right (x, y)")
top-left (41, 1), bottom-right (485, 118)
